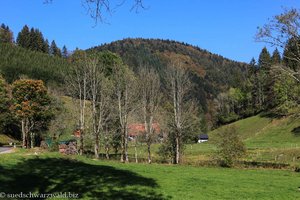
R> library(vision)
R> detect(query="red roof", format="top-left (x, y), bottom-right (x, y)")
top-left (128, 123), bottom-right (160, 137)
top-left (73, 129), bottom-right (81, 138)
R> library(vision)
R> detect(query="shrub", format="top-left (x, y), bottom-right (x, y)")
top-left (214, 125), bottom-right (246, 167)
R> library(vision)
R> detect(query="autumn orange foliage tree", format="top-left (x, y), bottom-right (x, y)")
top-left (11, 79), bottom-right (52, 148)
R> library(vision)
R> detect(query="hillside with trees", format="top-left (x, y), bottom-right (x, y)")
top-left (0, 24), bottom-right (69, 84)
top-left (89, 38), bottom-right (250, 127)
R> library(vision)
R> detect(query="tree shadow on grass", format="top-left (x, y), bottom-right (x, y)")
top-left (0, 158), bottom-right (171, 200)
top-left (292, 126), bottom-right (300, 136)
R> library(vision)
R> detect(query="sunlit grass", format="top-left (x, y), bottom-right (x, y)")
top-left (0, 151), bottom-right (299, 200)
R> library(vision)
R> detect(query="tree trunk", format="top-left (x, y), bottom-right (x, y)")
top-left (21, 119), bottom-right (26, 148)
top-left (120, 128), bottom-right (125, 163)
top-left (94, 133), bottom-right (99, 159)
top-left (125, 127), bottom-right (129, 162)
top-left (147, 143), bottom-right (151, 164)
top-left (30, 132), bottom-right (34, 149)
top-left (176, 135), bottom-right (180, 164)
top-left (25, 118), bottom-right (30, 149)
top-left (105, 146), bottom-right (110, 159)
top-left (134, 142), bottom-right (138, 163)
top-left (79, 129), bottom-right (84, 155)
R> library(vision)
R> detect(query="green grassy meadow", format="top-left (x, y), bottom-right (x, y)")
top-left (0, 150), bottom-right (300, 200)
top-left (121, 114), bottom-right (300, 166)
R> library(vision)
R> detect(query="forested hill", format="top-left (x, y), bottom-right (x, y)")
top-left (89, 38), bottom-right (249, 112)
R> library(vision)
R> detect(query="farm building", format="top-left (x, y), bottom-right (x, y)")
top-left (198, 134), bottom-right (209, 143)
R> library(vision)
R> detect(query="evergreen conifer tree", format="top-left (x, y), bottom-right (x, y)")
top-left (257, 47), bottom-right (272, 110)
top-left (283, 37), bottom-right (300, 71)
top-left (258, 47), bottom-right (271, 70)
top-left (50, 40), bottom-right (62, 57)
top-left (17, 25), bottom-right (30, 49)
top-left (44, 39), bottom-right (50, 54)
top-left (62, 45), bottom-right (68, 58)
top-left (0, 23), bottom-right (14, 44)
top-left (271, 48), bottom-right (281, 65)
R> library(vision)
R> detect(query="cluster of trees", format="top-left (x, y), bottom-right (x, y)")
top-left (65, 50), bottom-right (200, 164)
top-left (0, 23), bottom-right (68, 58)
top-left (215, 44), bottom-right (300, 124)
top-left (218, 8), bottom-right (300, 123)
top-left (16, 25), bottom-right (67, 57)
top-left (0, 76), bottom-right (54, 148)
top-left (253, 46), bottom-right (299, 114)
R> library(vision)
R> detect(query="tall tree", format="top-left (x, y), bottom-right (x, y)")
top-left (35, 29), bottom-right (47, 53)
top-left (87, 52), bottom-right (114, 159)
top-left (66, 49), bottom-right (88, 155)
top-left (271, 48), bottom-right (281, 65)
top-left (112, 59), bottom-right (137, 162)
top-left (29, 28), bottom-right (36, 51)
top-left (17, 25), bottom-right (30, 48)
top-left (11, 79), bottom-right (52, 148)
top-left (0, 23), bottom-right (14, 44)
top-left (138, 67), bottom-right (161, 164)
top-left (62, 45), bottom-right (68, 58)
top-left (258, 47), bottom-right (271, 70)
top-left (44, 39), bottom-right (50, 54)
top-left (50, 40), bottom-right (61, 57)
top-left (165, 61), bottom-right (199, 164)
top-left (257, 47), bottom-right (273, 110)
top-left (249, 57), bottom-right (257, 74)
top-left (283, 37), bottom-right (300, 71)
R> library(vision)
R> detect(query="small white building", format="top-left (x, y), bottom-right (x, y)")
top-left (198, 134), bottom-right (209, 143)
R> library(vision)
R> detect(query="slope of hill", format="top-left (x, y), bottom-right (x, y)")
top-left (0, 43), bottom-right (69, 84)
top-left (89, 38), bottom-right (249, 116)
top-left (209, 114), bottom-right (300, 148)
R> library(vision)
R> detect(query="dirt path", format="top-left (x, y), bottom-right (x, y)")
top-left (0, 147), bottom-right (14, 154)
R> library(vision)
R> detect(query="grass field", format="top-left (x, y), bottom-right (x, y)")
top-left (120, 114), bottom-right (300, 166)
top-left (0, 150), bottom-right (300, 200)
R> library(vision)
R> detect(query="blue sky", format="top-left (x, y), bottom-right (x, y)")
top-left (0, 0), bottom-right (299, 62)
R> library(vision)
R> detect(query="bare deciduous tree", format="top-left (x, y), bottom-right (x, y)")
top-left (165, 62), bottom-right (199, 164)
top-left (138, 67), bottom-right (161, 164)
top-left (87, 56), bottom-right (113, 159)
top-left (66, 51), bottom-right (89, 155)
top-left (113, 64), bottom-right (137, 162)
